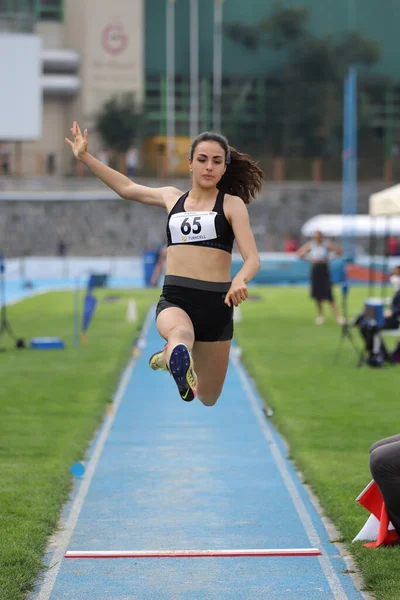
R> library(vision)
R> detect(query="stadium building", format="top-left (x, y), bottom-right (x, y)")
top-left (1, 0), bottom-right (399, 177)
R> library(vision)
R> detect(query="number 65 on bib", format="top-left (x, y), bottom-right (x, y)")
top-left (169, 211), bottom-right (217, 244)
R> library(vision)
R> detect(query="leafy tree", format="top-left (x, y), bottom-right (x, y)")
top-left (225, 2), bottom-right (382, 157)
top-left (95, 93), bottom-right (142, 154)
top-left (226, 4), bottom-right (307, 51)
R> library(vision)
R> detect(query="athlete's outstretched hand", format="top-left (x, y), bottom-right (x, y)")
top-left (224, 276), bottom-right (248, 307)
top-left (65, 121), bottom-right (88, 160)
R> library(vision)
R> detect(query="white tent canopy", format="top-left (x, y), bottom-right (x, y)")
top-left (369, 184), bottom-right (400, 216)
top-left (301, 214), bottom-right (400, 238)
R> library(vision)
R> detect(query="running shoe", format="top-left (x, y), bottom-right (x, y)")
top-left (168, 344), bottom-right (197, 402)
top-left (149, 344), bottom-right (168, 371)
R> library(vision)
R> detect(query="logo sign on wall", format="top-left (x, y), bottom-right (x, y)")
top-left (101, 24), bottom-right (129, 56)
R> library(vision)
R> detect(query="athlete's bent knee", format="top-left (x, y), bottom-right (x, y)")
top-left (198, 393), bottom-right (220, 407)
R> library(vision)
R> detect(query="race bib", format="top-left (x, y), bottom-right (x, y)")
top-left (169, 211), bottom-right (217, 244)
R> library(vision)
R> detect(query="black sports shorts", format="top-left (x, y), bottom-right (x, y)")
top-left (156, 275), bottom-right (234, 342)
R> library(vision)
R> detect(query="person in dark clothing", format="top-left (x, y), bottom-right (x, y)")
top-left (386, 266), bottom-right (400, 327)
top-left (369, 434), bottom-right (400, 537)
top-left (355, 265), bottom-right (400, 366)
top-left (297, 230), bottom-right (344, 325)
top-left (149, 243), bottom-right (167, 287)
top-left (57, 239), bottom-right (67, 257)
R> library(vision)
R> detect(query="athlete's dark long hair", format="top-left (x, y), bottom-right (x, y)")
top-left (189, 132), bottom-right (264, 204)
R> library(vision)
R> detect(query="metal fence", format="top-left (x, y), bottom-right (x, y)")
top-left (142, 75), bottom-right (400, 181)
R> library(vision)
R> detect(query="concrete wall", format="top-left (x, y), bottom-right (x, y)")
top-left (0, 181), bottom-right (385, 257)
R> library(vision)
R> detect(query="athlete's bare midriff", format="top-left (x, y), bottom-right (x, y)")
top-left (165, 244), bottom-right (232, 282)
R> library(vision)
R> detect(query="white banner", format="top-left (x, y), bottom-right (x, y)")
top-left (0, 35), bottom-right (42, 140)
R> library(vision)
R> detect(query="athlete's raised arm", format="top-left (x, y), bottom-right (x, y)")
top-left (65, 121), bottom-right (178, 207)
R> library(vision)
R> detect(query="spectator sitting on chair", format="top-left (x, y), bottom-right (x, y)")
top-left (354, 265), bottom-right (400, 365)
top-left (384, 265), bottom-right (400, 328)
top-left (386, 266), bottom-right (400, 362)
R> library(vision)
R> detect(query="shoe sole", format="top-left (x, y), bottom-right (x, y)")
top-left (169, 344), bottom-right (197, 402)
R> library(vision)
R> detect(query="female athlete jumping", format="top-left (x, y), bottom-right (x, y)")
top-left (66, 123), bottom-right (263, 406)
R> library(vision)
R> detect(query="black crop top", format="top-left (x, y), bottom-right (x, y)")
top-left (166, 190), bottom-right (234, 254)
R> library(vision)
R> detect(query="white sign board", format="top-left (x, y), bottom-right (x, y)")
top-left (0, 34), bottom-right (42, 140)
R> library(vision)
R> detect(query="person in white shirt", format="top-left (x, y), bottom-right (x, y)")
top-left (126, 147), bottom-right (138, 178)
top-left (297, 230), bottom-right (344, 325)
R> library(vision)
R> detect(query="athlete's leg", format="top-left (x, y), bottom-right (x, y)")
top-left (155, 307), bottom-right (195, 365)
top-left (191, 340), bottom-right (231, 407)
top-left (150, 307), bottom-right (197, 401)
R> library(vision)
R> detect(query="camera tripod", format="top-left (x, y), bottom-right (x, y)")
top-left (333, 282), bottom-right (363, 366)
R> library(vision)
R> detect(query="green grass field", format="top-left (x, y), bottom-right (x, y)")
top-left (1, 284), bottom-right (399, 600)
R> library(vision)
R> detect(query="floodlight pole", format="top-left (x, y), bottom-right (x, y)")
top-left (341, 66), bottom-right (358, 261)
top-left (190, 0), bottom-right (199, 140)
top-left (213, 0), bottom-right (224, 132)
top-left (166, 0), bottom-right (176, 175)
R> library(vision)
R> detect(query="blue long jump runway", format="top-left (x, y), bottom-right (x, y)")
top-left (32, 310), bottom-right (365, 600)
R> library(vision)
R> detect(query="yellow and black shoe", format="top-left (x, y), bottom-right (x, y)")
top-left (149, 345), bottom-right (168, 371)
top-left (168, 344), bottom-right (197, 402)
